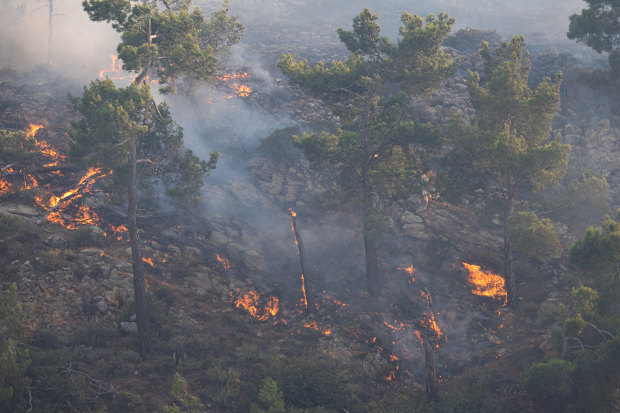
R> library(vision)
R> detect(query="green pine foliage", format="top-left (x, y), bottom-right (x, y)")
top-left (568, 0), bottom-right (620, 80)
top-left (508, 211), bottom-right (560, 259)
top-left (444, 35), bottom-right (570, 304)
top-left (68, 79), bottom-right (216, 204)
top-left (83, 0), bottom-right (242, 93)
top-left (279, 8), bottom-right (456, 296)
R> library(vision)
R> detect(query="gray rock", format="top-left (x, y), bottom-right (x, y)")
top-left (44, 235), bottom-right (67, 249)
top-left (119, 321), bottom-right (138, 333)
top-left (81, 249), bottom-right (104, 258)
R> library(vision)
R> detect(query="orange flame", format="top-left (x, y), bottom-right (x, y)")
top-left (108, 224), bottom-right (128, 241)
top-left (462, 262), bottom-right (507, 306)
top-left (218, 71), bottom-right (253, 98)
top-left (26, 123), bottom-right (44, 139)
top-left (36, 167), bottom-right (110, 229)
top-left (0, 179), bottom-right (12, 194)
top-left (142, 257), bottom-right (155, 267)
top-left (232, 290), bottom-right (279, 321)
top-left (26, 124), bottom-right (67, 161)
top-left (398, 264), bottom-right (416, 283)
top-left (216, 254), bottom-right (231, 270)
top-left (303, 320), bottom-right (332, 335)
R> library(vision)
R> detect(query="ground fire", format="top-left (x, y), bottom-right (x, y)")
top-left (231, 290), bottom-right (280, 321)
top-left (217, 71), bottom-right (253, 98)
top-left (462, 262), bottom-right (508, 306)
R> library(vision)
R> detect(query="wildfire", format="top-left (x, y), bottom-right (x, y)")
top-left (421, 312), bottom-right (443, 343)
top-left (398, 264), bottom-right (416, 283)
top-left (99, 54), bottom-right (126, 81)
top-left (303, 320), bottom-right (332, 335)
top-left (232, 290), bottom-right (279, 322)
top-left (26, 123), bottom-right (67, 161)
top-left (0, 179), bottom-right (11, 194)
top-left (384, 321), bottom-right (406, 332)
top-left (462, 262), bottom-right (507, 306)
top-left (216, 254), bottom-right (231, 270)
top-left (108, 224), bottom-right (128, 241)
top-left (385, 370), bottom-right (398, 382)
top-left (26, 123), bottom-right (44, 139)
top-left (142, 257), bottom-right (155, 267)
top-left (35, 167), bottom-right (110, 229)
top-left (218, 71), bottom-right (253, 98)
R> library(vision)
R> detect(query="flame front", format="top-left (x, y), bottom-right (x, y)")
top-left (232, 290), bottom-right (279, 321)
top-left (462, 262), bottom-right (507, 306)
top-left (26, 124), bottom-right (67, 161)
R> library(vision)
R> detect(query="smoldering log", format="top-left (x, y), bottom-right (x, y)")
top-left (290, 210), bottom-right (316, 314)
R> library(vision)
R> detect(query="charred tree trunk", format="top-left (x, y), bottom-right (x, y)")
top-left (291, 212), bottom-right (316, 314)
top-left (128, 138), bottom-right (153, 357)
top-left (424, 332), bottom-right (439, 401)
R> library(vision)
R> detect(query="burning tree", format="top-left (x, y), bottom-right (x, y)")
top-left (72, 0), bottom-right (240, 356)
top-left (278, 9), bottom-right (456, 297)
top-left (444, 36), bottom-right (570, 305)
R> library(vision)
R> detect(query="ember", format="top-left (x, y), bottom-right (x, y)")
top-left (398, 264), bottom-right (416, 283)
top-left (303, 320), bottom-right (332, 335)
top-left (216, 254), bottom-right (231, 270)
top-left (462, 262), bottom-right (507, 306)
top-left (232, 290), bottom-right (279, 321)
top-left (142, 257), bottom-right (155, 267)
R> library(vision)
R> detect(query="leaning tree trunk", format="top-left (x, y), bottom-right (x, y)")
top-left (128, 138), bottom-right (154, 357)
top-left (291, 212), bottom-right (316, 314)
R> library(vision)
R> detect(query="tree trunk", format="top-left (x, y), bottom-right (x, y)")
top-left (362, 160), bottom-right (380, 297)
top-left (47, 0), bottom-right (53, 65)
top-left (291, 212), bottom-right (316, 314)
top-left (128, 138), bottom-right (154, 357)
top-left (424, 332), bottom-right (439, 401)
top-left (502, 199), bottom-right (516, 306)
top-left (360, 96), bottom-right (381, 297)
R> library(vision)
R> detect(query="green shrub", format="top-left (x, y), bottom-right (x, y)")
top-left (250, 377), bottom-right (285, 413)
top-left (0, 283), bottom-right (31, 412)
top-left (521, 359), bottom-right (575, 413)
top-left (75, 324), bottom-right (121, 348)
top-left (67, 226), bottom-right (107, 248)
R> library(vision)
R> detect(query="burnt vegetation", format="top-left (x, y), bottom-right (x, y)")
top-left (0, 1), bottom-right (619, 412)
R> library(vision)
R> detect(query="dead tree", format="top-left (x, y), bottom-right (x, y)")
top-left (290, 210), bottom-right (316, 314)
top-left (423, 331), bottom-right (439, 401)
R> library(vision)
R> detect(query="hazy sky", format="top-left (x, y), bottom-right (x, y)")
top-left (0, 0), bottom-right (588, 73)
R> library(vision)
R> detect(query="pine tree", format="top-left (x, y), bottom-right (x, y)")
top-left (279, 9), bottom-right (456, 297)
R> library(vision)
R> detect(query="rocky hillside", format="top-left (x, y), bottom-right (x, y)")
top-left (0, 29), bottom-right (618, 412)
